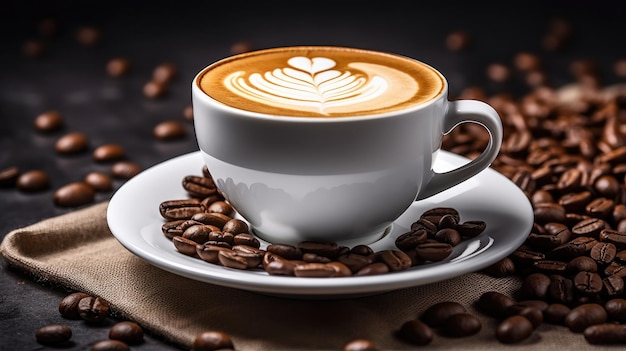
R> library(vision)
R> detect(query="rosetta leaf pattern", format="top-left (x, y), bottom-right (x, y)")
top-left (225, 56), bottom-right (388, 115)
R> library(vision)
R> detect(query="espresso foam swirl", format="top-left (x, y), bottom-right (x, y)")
top-left (198, 47), bottom-right (445, 117)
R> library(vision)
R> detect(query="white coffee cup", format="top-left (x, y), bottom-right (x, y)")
top-left (192, 46), bottom-right (502, 246)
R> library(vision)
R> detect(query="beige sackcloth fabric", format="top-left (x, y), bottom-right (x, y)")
top-left (0, 201), bottom-right (617, 350)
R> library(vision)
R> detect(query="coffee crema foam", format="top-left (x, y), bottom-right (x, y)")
top-left (198, 46), bottom-right (445, 117)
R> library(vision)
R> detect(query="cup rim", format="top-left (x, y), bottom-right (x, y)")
top-left (192, 45), bottom-right (449, 123)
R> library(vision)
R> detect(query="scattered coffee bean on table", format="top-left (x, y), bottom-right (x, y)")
top-left (109, 321), bottom-right (144, 345)
top-left (35, 324), bottom-right (72, 346)
top-left (16, 169), bottom-right (50, 192)
top-left (33, 110), bottom-right (64, 133)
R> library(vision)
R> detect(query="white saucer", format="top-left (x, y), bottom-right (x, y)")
top-left (107, 151), bottom-right (533, 297)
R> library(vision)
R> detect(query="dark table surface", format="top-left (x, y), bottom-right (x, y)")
top-left (1, 1), bottom-right (625, 350)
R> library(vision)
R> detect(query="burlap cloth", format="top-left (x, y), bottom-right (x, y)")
top-left (0, 201), bottom-right (618, 350)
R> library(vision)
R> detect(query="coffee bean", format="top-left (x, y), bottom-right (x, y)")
top-left (414, 242), bottom-right (452, 262)
top-left (534, 202), bottom-right (567, 224)
top-left (482, 257), bottom-right (516, 277)
top-left (34, 110), bottom-right (64, 133)
top-left (477, 291), bottom-right (514, 318)
top-left (605, 298), bottom-right (626, 321)
top-left (183, 105), bottom-right (194, 121)
top-left (191, 330), bottom-right (234, 351)
top-left (91, 339), bottom-right (131, 351)
top-left (505, 305), bottom-right (544, 328)
top-left (603, 275), bottom-right (624, 297)
top-left (293, 262), bottom-right (336, 277)
top-left (564, 303), bottom-right (608, 333)
top-left (207, 200), bottom-right (235, 217)
top-left (549, 274), bottom-right (575, 305)
top-left (395, 229), bottom-right (427, 251)
top-left (53, 182), bottom-right (95, 207)
top-left (397, 319), bottom-right (433, 346)
top-left (153, 120), bottom-right (186, 140)
top-left (109, 321), bottom-right (144, 345)
top-left (420, 301), bottom-right (466, 328)
top-left (152, 62), bottom-right (178, 83)
top-left (106, 57), bottom-right (131, 77)
top-left (355, 262), bottom-right (389, 276)
top-left (0, 166), bottom-right (20, 187)
top-left (420, 207), bottom-right (460, 224)
top-left (84, 171), bottom-right (113, 192)
top-left (93, 144), bottom-right (126, 162)
top-left (17, 169), bottom-right (51, 192)
top-left (160, 199), bottom-right (205, 220)
top-left (574, 271), bottom-right (603, 297)
top-left (434, 228), bottom-right (462, 246)
top-left (379, 250), bottom-right (412, 271)
top-left (599, 229), bottom-right (626, 249)
top-left (441, 313), bottom-right (482, 337)
top-left (584, 323), bottom-right (626, 345)
top-left (224, 220), bottom-right (250, 236)
top-left (263, 252), bottom-right (298, 276)
top-left (342, 339), bottom-right (380, 351)
top-left (78, 296), bottom-right (110, 323)
top-left (496, 315), bottom-right (534, 344)
top-left (232, 233), bottom-right (259, 248)
top-left (183, 175), bottom-right (217, 198)
top-left (590, 242), bottom-right (617, 265)
top-left (567, 256), bottom-right (598, 274)
top-left (35, 324), bottom-right (72, 345)
top-left (59, 292), bottom-right (91, 319)
top-left (173, 236), bottom-right (200, 256)
top-left (266, 244), bottom-right (303, 260)
top-left (544, 303), bottom-right (571, 325)
top-left (586, 197), bottom-right (615, 218)
top-left (55, 132), bottom-right (89, 154)
top-left (456, 220), bottom-right (487, 237)
top-left (520, 272), bottom-right (551, 300)
top-left (571, 217), bottom-right (606, 237)
top-left (297, 241), bottom-right (340, 259)
top-left (111, 161), bottom-right (142, 179)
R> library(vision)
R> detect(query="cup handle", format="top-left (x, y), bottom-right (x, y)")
top-left (415, 99), bottom-right (503, 201)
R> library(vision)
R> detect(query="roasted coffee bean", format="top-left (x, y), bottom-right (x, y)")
top-left (109, 321), bottom-right (144, 345)
top-left (355, 262), bottom-right (389, 276)
top-left (395, 229), bottom-right (427, 251)
top-left (438, 214), bottom-right (458, 229)
top-left (605, 298), bottom-right (626, 321)
top-left (456, 220), bottom-right (487, 237)
top-left (549, 274), bottom-right (575, 305)
top-left (206, 200), bottom-right (235, 217)
top-left (266, 244), bottom-right (303, 260)
top-left (152, 62), bottom-right (178, 83)
top-left (55, 132), bottom-right (89, 154)
top-left (556, 168), bottom-right (584, 192)
top-left (78, 296), bottom-right (110, 323)
top-left (440, 313), bottom-right (482, 337)
top-left (302, 252), bottom-right (331, 263)
top-left (510, 247), bottom-right (545, 266)
top-left (590, 242), bottom-right (617, 265)
top-left (544, 303), bottom-right (571, 325)
top-left (584, 323), bottom-right (626, 345)
top-left (173, 236), bottom-right (200, 256)
top-left (223, 219), bottom-right (249, 235)
top-left (397, 319), bottom-right (433, 346)
top-left (232, 245), bottom-right (265, 267)
top-left (549, 237), bottom-right (597, 260)
top-left (434, 228), bottom-right (462, 246)
top-left (91, 339), bottom-right (130, 351)
top-left (527, 224), bottom-right (570, 249)
top-left (482, 257), bottom-right (516, 277)
top-left (533, 260), bottom-right (568, 275)
top-left (93, 144), bottom-right (126, 162)
top-left (410, 218), bottom-right (438, 235)
top-left (505, 305), bottom-right (543, 328)
top-left (208, 230), bottom-right (234, 245)
top-left (496, 315), bottom-right (534, 344)
top-left (342, 339), bottom-right (380, 351)
top-left (232, 233), bottom-right (259, 248)
top-left (477, 291), bottom-right (514, 318)
top-left (218, 249), bottom-right (248, 270)
top-left (604, 262), bottom-right (626, 277)
top-left (567, 256), bottom-right (598, 274)
top-left (191, 330), bottom-right (234, 351)
top-left (84, 171), bottom-right (113, 192)
top-left (586, 197), bottom-right (615, 219)
top-left (183, 175), bottom-right (217, 198)
top-left (143, 80), bottom-right (168, 98)
top-left (421, 207), bottom-right (460, 224)
top-left (35, 324), bottom-right (72, 345)
top-left (53, 182), bottom-right (95, 207)
top-left (337, 253), bottom-right (373, 273)
top-left (16, 170), bottom-right (50, 192)
top-left (571, 217), bottom-right (607, 237)
top-left (520, 273), bottom-right (551, 300)
top-left (564, 303), bottom-right (608, 333)
top-left (603, 275), bottom-right (624, 297)
top-left (59, 292), bottom-right (91, 319)
top-left (297, 241), bottom-right (340, 258)
top-left (294, 262), bottom-right (336, 277)
top-left (191, 212), bottom-right (230, 229)
top-left (379, 250), bottom-right (412, 271)
top-left (599, 229), bottom-right (626, 249)
top-left (559, 191), bottom-right (593, 212)
top-left (594, 175), bottom-right (621, 198)
top-left (161, 220), bottom-right (186, 239)
top-left (197, 244), bottom-right (231, 264)
top-left (106, 57), bottom-right (131, 77)
top-left (326, 261), bottom-right (352, 277)
top-left (182, 225), bottom-right (213, 244)
top-left (0, 166), bottom-right (19, 187)
top-left (574, 271), bottom-right (603, 297)
top-left (153, 120), bottom-right (186, 140)
top-left (183, 105), bottom-right (194, 121)
top-left (414, 242), bottom-right (452, 262)
top-left (350, 245), bottom-right (374, 256)
top-left (160, 199), bottom-right (205, 220)
top-left (534, 202), bottom-right (567, 224)
top-left (34, 110), bottom-right (64, 132)
top-left (263, 252), bottom-right (298, 276)
top-left (111, 161), bottom-right (142, 179)
top-left (420, 301), bottom-right (467, 328)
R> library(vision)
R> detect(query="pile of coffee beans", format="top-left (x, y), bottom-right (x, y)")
top-left (158, 168), bottom-right (487, 277)
top-left (35, 291), bottom-right (145, 349)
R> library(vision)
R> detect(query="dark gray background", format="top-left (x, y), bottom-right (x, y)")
top-left (1, 0), bottom-right (625, 349)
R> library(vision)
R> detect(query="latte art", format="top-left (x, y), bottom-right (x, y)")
top-left (198, 46), bottom-right (445, 117)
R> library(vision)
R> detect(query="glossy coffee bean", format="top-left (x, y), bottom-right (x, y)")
top-left (35, 324), bottom-right (72, 345)
top-left (564, 303), bottom-right (608, 333)
top-left (153, 120), bottom-right (186, 140)
top-left (91, 339), bottom-right (131, 350)
top-left (0, 166), bottom-right (19, 187)
top-left (111, 161), bottom-right (142, 179)
top-left (605, 298), bottom-right (626, 321)
top-left (420, 301), bottom-right (467, 328)
top-left (34, 110), bottom-right (64, 132)
top-left (55, 132), bottom-right (89, 154)
top-left (16, 170), bottom-right (50, 192)
top-left (379, 250), bottom-right (412, 271)
top-left (477, 291), bottom-right (514, 318)
top-left (53, 182), bottom-right (95, 207)
top-left (343, 339), bottom-right (380, 351)
top-left (59, 292), bottom-right (91, 319)
top-left (159, 199), bottom-right (205, 220)
top-left (106, 57), bottom-right (131, 77)
top-left (397, 319), bottom-right (433, 346)
top-left (109, 321), bottom-right (144, 345)
top-left (583, 323), bottom-right (626, 345)
top-left (183, 175), bottom-right (217, 198)
top-left (440, 313), bottom-right (482, 337)
top-left (496, 315), bottom-right (534, 344)
top-left (78, 296), bottom-right (110, 323)
top-left (84, 171), bottom-right (113, 192)
top-left (544, 303), bottom-right (571, 325)
top-left (93, 144), bottom-right (126, 162)
top-left (191, 330), bottom-right (234, 351)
